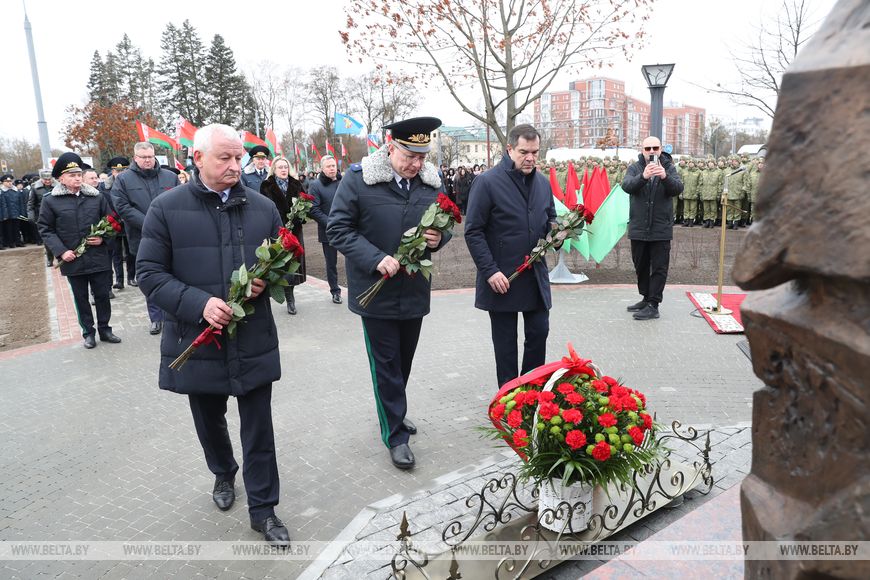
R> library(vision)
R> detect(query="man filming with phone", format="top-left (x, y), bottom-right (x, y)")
top-left (621, 136), bottom-right (683, 320)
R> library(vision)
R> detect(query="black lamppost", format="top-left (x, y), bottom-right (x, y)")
top-left (641, 63), bottom-right (675, 140)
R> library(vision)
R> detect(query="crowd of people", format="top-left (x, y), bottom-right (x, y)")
top-left (2, 119), bottom-right (765, 547)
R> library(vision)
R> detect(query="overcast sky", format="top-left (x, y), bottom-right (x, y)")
top-left (1, 0), bottom-right (836, 150)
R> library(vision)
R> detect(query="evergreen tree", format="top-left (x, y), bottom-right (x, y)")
top-left (158, 20), bottom-right (207, 126)
top-left (204, 34), bottom-right (246, 126)
top-left (87, 51), bottom-right (109, 105)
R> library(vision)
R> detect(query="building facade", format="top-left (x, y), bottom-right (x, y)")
top-left (533, 77), bottom-right (705, 156)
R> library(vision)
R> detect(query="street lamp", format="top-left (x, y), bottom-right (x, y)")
top-left (641, 63), bottom-right (675, 140)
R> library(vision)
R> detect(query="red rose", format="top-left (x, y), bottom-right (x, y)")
top-left (591, 440), bottom-right (611, 461)
top-left (591, 380), bottom-right (609, 393)
top-left (640, 412), bottom-right (653, 430)
top-left (602, 376), bottom-right (618, 386)
top-left (513, 429), bottom-right (529, 448)
top-left (584, 208), bottom-right (595, 224)
top-left (507, 410), bottom-right (523, 428)
top-left (106, 215), bottom-right (122, 232)
top-left (538, 391), bottom-right (556, 403)
top-left (490, 403), bottom-right (506, 421)
top-left (628, 426), bottom-right (644, 446)
top-left (556, 382), bottom-right (575, 395)
top-left (300, 192), bottom-right (315, 201)
top-left (452, 207), bottom-right (462, 224)
top-left (562, 409), bottom-right (583, 424)
top-left (279, 229), bottom-right (304, 257)
top-left (598, 413), bottom-right (617, 428)
top-left (565, 430), bottom-right (587, 450)
top-left (566, 392), bottom-right (585, 405)
top-left (539, 402), bottom-right (560, 421)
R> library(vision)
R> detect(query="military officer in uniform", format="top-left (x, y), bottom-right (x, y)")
top-left (699, 160), bottom-right (722, 228)
top-left (681, 159), bottom-right (702, 226)
top-left (328, 117), bottom-right (450, 470)
top-left (241, 145), bottom-right (271, 192)
top-left (746, 159), bottom-right (763, 225)
top-left (725, 156), bottom-right (746, 229)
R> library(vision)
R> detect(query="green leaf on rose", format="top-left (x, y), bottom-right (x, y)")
top-left (420, 205), bottom-right (436, 227)
top-left (231, 302), bottom-right (246, 318)
top-left (226, 320), bottom-right (237, 337)
top-left (255, 245), bottom-right (270, 261)
top-left (238, 264), bottom-right (248, 285)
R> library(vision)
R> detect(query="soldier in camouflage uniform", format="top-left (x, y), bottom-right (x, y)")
top-left (745, 159), bottom-right (763, 225)
top-left (681, 159), bottom-right (702, 226)
top-left (699, 159), bottom-right (722, 228)
top-left (725, 157), bottom-right (746, 229)
top-left (675, 158), bottom-right (688, 224)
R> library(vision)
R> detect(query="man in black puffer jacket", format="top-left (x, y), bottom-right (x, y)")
top-left (308, 155), bottom-right (343, 303)
top-left (136, 124), bottom-right (290, 546)
top-left (621, 136), bottom-right (684, 320)
top-left (37, 153), bottom-right (121, 348)
top-left (112, 142), bottom-right (179, 334)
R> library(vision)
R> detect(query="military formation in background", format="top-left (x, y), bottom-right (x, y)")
top-left (539, 154), bottom-right (764, 229)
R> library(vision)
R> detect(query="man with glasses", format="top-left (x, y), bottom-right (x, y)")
top-left (465, 124), bottom-right (556, 389)
top-left (112, 142), bottom-right (179, 334)
top-left (621, 136), bottom-right (683, 320)
top-left (328, 117), bottom-right (451, 470)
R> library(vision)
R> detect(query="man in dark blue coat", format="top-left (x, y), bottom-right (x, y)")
top-left (37, 153), bottom-right (121, 349)
top-left (621, 136), bottom-right (684, 320)
top-left (465, 124), bottom-right (556, 388)
top-left (328, 117), bottom-right (450, 470)
top-left (136, 124), bottom-right (290, 546)
top-left (240, 145), bottom-right (270, 192)
top-left (308, 155), bottom-right (343, 303)
top-left (112, 143), bottom-right (179, 334)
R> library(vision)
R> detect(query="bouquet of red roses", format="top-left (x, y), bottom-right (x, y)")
top-left (508, 203), bottom-right (595, 282)
top-left (486, 344), bottom-right (662, 489)
top-left (55, 214), bottom-right (122, 268)
top-left (169, 228), bottom-right (304, 370)
top-left (286, 191), bottom-right (315, 226)
top-left (357, 193), bottom-right (462, 308)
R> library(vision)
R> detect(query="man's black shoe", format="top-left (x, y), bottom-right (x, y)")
top-left (83, 335), bottom-right (96, 349)
top-left (331, 293), bottom-right (342, 304)
top-left (402, 418), bottom-right (417, 435)
top-left (149, 321), bottom-right (163, 335)
top-left (212, 479), bottom-right (235, 511)
top-left (99, 331), bottom-right (122, 343)
top-left (389, 443), bottom-right (415, 470)
top-left (626, 300), bottom-right (647, 312)
top-left (113, 282), bottom-right (124, 290)
top-left (251, 515), bottom-right (290, 546)
top-left (129, 279), bottom-right (138, 287)
top-left (286, 300), bottom-right (297, 315)
top-left (109, 290), bottom-right (116, 299)
top-left (633, 304), bottom-right (660, 320)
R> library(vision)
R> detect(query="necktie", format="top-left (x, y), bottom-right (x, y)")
top-left (399, 178), bottom-right (409, 191)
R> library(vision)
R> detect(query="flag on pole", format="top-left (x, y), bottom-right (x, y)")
top-left (340, 141), bottom-right (347, 159)
top-left (265, 128), bottom-right (282, 157)
top-left (564, 163), bottom-right (580, 208)
top-left (136, 120), bottom-right (180, 151)
top-left (553, 195), bottom-right (590, 260)
top-left (176, 118), bottom-right (198, 148)
top-left (311, 142), bottom-right (322, 161)
top-left (241, 131), bottom-right (268, 150)
top-left (326, 141), bottom-right (336, 157)
top-left (584, 167), bottom-right (610, 214)
top-left (334, 113), bottom-right (366, 136)
top-left (586, 185), bottom-right (629, 263)
top-left (294, 142), bottom-right (301, 160)
top-left (174, 158), bottom-right (186, 171)
top-left (367, 134), bottom-right (379, 154)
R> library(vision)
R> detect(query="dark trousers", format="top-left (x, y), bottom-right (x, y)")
top-left (489, 308), bottom-right (550, 388)
top-left (630, 239), bottom-right (671, 306)
top-left (361, 317), bottom-right (423, 448)
top-left (43, 244), bottom-right (54, 264)
top-left (107, 238), bottom-right (124, 284)
top-left (322, 243), bottom-right (340, 295)
top-left (67, 270), bottom-right (113, 337)
top-left (188, 384), bottom-right (279, 521)
top-left (122, 236), bottom-right (136, 281)
top-left (1, 220), bottom-right (21, 247)
top-left (22, 220), bottom-right (40, 244)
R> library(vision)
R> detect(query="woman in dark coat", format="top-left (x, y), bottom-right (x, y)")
top-left (454, 166), bottom-right (474, 214)
top-left (259, 157), bottom-right (306, 314)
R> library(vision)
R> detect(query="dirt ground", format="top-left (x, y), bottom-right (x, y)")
top-left (0, 224), bottom-right (745, 352)
top-left (302, 221), bottom-right (747, 291)
top-left (0, 246), bottom-right (51, 352)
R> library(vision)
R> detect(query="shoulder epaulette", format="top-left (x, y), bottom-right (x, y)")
top-left (350, 163), bottom-right (362, 172)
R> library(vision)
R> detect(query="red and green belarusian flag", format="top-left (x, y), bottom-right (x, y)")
top-left (265, 128), bottom-right (282, 157)
top-left (176, 118), bottom-right (198, 148)
top-left (136, 120), bottom-right (179, 151)
top-left (366, 135), bottom-right (379, 154)
top-left (340, 141), bottom-right (347, 159)
top-left (326, 141), bottom-right (336, 157)
top-left (311, 142), bottom-right (322, 161)
top-left (174, 158), bottom-right (186, 171)
top-left (241, 131), bottom-right (268, 150)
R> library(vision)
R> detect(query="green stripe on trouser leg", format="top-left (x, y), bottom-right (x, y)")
top-left (67, 280), bottom-right (88, 337)
top-left (362, 321), bottom-right (391, 447)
